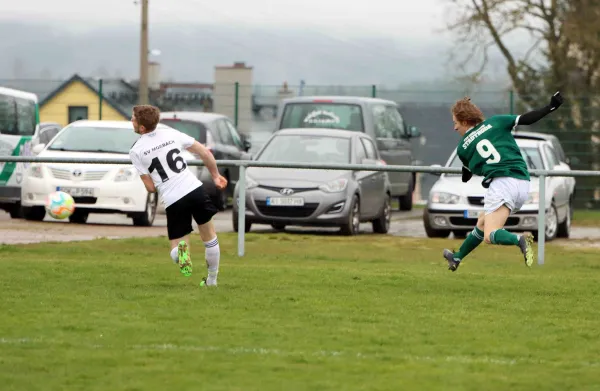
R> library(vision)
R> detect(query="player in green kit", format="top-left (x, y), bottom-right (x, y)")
top-left (444, 91), bottom-right (564, 271)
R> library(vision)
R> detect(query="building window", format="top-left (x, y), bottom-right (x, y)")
top-left (68, 106), bottom-right (88, 123)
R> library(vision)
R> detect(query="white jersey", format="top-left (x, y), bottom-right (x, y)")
top-left (129, 127), bottom-right (202, 208)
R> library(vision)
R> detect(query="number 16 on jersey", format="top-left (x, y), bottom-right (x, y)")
top-left (148, 148), bottom-right (187, 183)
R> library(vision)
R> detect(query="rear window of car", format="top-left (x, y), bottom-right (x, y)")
top-left (279, 102), bottom-right (364, 132)
top-left (160, 119), bottom-right (207, 143)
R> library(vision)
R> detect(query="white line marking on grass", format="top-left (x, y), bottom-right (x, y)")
top-left (2, 337), bottom-right (599, 368)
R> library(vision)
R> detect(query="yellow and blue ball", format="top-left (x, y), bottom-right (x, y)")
top-left (45, 191), bottom-right (76, 219)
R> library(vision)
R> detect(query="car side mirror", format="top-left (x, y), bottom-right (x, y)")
top-left (32, 143), bottom-right (45, 155)
top-left (243, 140), bottom-right (251, 152)
top-left (429, 164), bottom-right (443, 177)
top-left (407, 125), bottom-right (421, 138)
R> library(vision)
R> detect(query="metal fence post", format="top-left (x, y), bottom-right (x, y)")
top-left (537, 175), bottom-right (546, 265)
top-left (371, 85), bottom-right (377, 98)
top-left (99, 79), bottom-right (103, 120)
top-left (237, 165), bottom-right (246, 257)
top-left (234, 82), bottom-right (239, 127)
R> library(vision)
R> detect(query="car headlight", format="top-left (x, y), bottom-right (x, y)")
top-left (430, 191), bottom-right (460, 204)
top-left (245, 175), bottom-right (258, 190)
top-left (29, 165), bottom-right (44, 178)
top-left (114, 167), bottom-right (136, 182)
top-left (526, 191), bottom-right (539, 204)
top-left (319, 178), bottom-right (348, 193)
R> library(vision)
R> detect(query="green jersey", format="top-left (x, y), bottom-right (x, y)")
top-left (457, 115), bottom-right (530, 188)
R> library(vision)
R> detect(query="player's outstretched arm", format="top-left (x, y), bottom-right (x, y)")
top-left (518, 91), bottom-right (564, 125)
top-left (186, 141), bottom-right (228, 190)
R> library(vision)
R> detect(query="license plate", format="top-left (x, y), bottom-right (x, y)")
top-left (463, 210), bottom-right (479, 219)
top-left (57, 186), bottom-right (95, 197)
top-left (266, 197), bottom-right (304, 206)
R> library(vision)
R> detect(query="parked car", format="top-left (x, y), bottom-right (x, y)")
top-left (275, 96), bottom-right (420, 210)
top-left (20, 120), bottom-right (195, 226)
top-left (232, 128), bottom-right (392, 235)
top-left (159, 112), bottom-right (251, 210)
top-left (424, 133), bottom-right (576, 241)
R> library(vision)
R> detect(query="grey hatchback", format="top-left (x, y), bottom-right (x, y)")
top-left (232, 128), bottom-right (392, 235)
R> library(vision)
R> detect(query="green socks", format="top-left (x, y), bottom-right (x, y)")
top-left (453, 227), bottom-right (484, 261)
top-left (490, 229), bottom-right (520, 246)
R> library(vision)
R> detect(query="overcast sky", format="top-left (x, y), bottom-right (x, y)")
top-left (1, 0), bottom-right (451, 39)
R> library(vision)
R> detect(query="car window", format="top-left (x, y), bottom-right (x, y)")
top-left (160, 119), bottom-right (207, 143)
top-left (224, 120), bottom-right (245, 149)
top-left (551, 138), bottom-right (566, 162)
top-left (543, 145), bottom-right (559, 168)
top-left (361, 138), bottom-right (377, 159)
top-left (355, 138), bottom-right (367, 162)
top-left (47, 126), bottom-right (140, 154)
top-left (216, 120), bottom-right (234, 145)
top-left (372, 104), bottom-right (403, 139)
top-left (39, 126), bottom-right (60, 144)
top-left (280, 102), bottom-right (364, 132)
top-left (257, 134), bottom-right (351, 164)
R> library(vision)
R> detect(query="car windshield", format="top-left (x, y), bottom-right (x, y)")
top-left (280, 102), bottom-right (364, 132)
top-left (257, 134), bottom-right (351, 164)
top-left (446, 146), bottom-right (543, 175)
top-left (47, 126), bottom-right (141, 154)
top-left (160, 119), bottom-right (206, 143)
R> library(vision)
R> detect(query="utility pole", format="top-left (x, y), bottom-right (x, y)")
top-left (138, 0), bottom-right (149, 105)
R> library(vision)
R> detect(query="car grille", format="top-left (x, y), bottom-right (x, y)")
top-left (449, 217), bottom-right (520, 227)
top-left (254, 200), bottom-right (319, 218)
top-left (258, 185), bottom-right (318, 194)
top-left (72, 197), bottom-right (97, 204)
top-left (467, 196), bottom-right (485, 206)
top-left (49, 167), bottom-right (108, 181)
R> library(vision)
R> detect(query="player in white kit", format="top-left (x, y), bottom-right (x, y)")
top-left (129, 105), bottom-right (228, 286)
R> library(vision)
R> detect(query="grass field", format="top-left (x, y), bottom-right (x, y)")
top-left (2, 233), bottom-right (600, 390)
top-left (573, 209), bottom-right (600, 227)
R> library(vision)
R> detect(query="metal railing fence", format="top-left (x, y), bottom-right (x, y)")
top-left (2, 155), bottom-right (600, 265)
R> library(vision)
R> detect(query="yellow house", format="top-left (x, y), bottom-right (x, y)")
top-left (39, 74), bottom-right (131, 126)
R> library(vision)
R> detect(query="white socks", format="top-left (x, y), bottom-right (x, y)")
top-left (168, 238), bottom-right (220, 286)
top-left (170, 246), bottom-right (178, 263)
top-left (204, 237), bottom-right (220, 286)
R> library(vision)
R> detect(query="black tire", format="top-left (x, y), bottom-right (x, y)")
top-left (232, 209), bottom-right (252, 233)
top-left (340, 195), bottom-right (360, 236)
top-left (69, 210), bottom-right (89, 224)
top-left (533, 202), bottom-right (559, 242)
top-left (9, 203), bottom-right (23, 219)
top-left (453, 230), bottom-right (469, 239)
top-left (399, 176), bottom-right (414, 211)
top-left (372, 193), bottom-right (391, 234)
top-left (423, 209), bottom-right (450, 238)
top-left (132, 193), bottom-right (158, 227)
top-left (271, 223), bottom-right (286, 231)
top-left (557, 201), bottom-right (572, 239)
top-left (22, 206), bottom-right (45, 221)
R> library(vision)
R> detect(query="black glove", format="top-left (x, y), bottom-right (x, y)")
top-left (462, 166), bottom-right (473, 183)
top-left (550, 91), bottom-right (564, 111)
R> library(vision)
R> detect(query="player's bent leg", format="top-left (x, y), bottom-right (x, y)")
top-left (443, 213), bottom-right (486, 272)
top-left (198, 220), bottom-right (220, 287)
top-left (169, 236), bottom-right (192, 277)
top-left (484, 204), bottom-right (534, 267)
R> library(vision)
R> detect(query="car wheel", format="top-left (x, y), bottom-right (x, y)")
top-left (453, 230), bottom-right (469, 239)
top-left (372, 193), bottom-right (391, 234)
top-left (271, 223), bottom-right (286, 231)
top-left (9, 203), bottom-right (23, 219)
top-left (557, 201), bottom-right (571, 238)
top-left (69, 210), bottom-right (89, 224)
top-left (423, 209), bottom-right (450, 238)
top-left (132, 193), bottom-right (157, 227)
top-left (340, 195), bottom-right (360, 236)
top-left (533, 202), bottom-right (559, 242)
top-left (22, 206), bottom-right (45, 221)
top-left (232, 210), bottom-right (252, 233)
top-left (398, 176), bottom-right (413, 211)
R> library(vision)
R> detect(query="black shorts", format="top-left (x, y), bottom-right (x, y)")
top-left (165, 185), bottom-right (218, 240)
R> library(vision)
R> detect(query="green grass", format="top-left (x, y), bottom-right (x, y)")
top-left (573, 209), bottom-right (600, 227)
top-left (2, 234), bottom-right (600, 390)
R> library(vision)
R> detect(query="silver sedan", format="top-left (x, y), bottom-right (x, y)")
top-left (232, 128), bottom-right (392, 235)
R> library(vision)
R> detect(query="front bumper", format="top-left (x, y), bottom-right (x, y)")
top-left (234, 186), bottom-right (351, 226)
top-left (21, 175), bottom-right (148, 214)
top-left (426, 199), bottom-right (541, 231)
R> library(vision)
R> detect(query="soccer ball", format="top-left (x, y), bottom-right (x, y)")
top-left (45, 191), bottom-right (76, 219)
